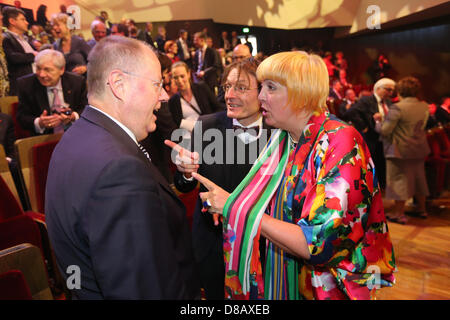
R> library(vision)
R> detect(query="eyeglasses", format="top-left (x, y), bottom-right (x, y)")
top-left (222, 83), bottom-right (259, 94)
top-left (383, 87), bottom-right (394, 92)
top-left (232, 55), bottom-right (249, 61)
top-left (122, 71), bottom-right (164, 91)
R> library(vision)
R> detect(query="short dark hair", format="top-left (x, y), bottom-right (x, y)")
top-left (396, 76), bottom-right (421, 98)
top-left (112, 23), bottom-right (129, 37)
top-left (2, 6), bottom-right (25, 27)
top-left (221, 57), bottom-right (259, 86)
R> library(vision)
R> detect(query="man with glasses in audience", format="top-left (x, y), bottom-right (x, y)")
top-left (166, 58), bottom-right (272, 299)
top-left (46, 36), bottom-right (200, 299)
top-left (346, 77), bottom-right (396, 189)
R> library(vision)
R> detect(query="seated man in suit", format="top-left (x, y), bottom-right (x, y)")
top-left (2, 6), bottom-right (37, 95)
top-left (16, 49), bottom-right (87, 135)
top-left (46, 36), bottom-right (200, 299)
top-left (166, 58), bottom-right (272, 299)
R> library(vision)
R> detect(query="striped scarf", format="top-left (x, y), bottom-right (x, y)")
top-left (223, 129), bottom-right (292, 299)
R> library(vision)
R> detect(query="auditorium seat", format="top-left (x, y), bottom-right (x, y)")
top-left (14, 133), bottom-right (62, 213)
top-left (0, 269), bottom-right (33, 300)
top-left (10, 102), bottom-right (32, 139)
top-left (0, 244), bottom-right (53, 299)
top-left (0, 96), bottom-right (18, 115)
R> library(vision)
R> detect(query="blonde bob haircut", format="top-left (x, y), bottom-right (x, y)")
top-left (256, 51), bottom-right (329, 113)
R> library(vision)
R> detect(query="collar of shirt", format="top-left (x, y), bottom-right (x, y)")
top-left (232, 116), bottom-right (263, 144)
top-left (47, 79), bottom-right (63, 93)
top-left (6, 29), bottom-right (25, 41)
top-left (88, 105), bottom-right (138, 145)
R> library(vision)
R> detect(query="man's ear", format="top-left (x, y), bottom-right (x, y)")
top-left (107, 70), bottom-right (126, 101)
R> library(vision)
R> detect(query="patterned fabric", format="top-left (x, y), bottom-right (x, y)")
top-left (0, 35), bottom-right (9, 97)
top-left (223, 110), bottom-right (396, 300)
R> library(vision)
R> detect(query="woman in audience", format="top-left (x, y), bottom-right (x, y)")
top-left (164, 40), bottom-right (180, 64)
top-left (193, 51), bottom-right (396, 300)
top-left (52, 13), bottom-right (91, 76)
top-left (168, 61), bottom-right (224, 140)
top-left (375, 77), bottom-right (430, 224)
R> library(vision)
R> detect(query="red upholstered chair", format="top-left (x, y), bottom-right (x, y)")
top-left (32, 140), bottom-right (60, 213)
top-left (10, 102), bottom-right (32, 139)
top-left (425, 129), bottom-right (447, 197)
top-left (0, 269), bottom-right (33, 300)
top-left (177, 186), bottom-right (200, 228)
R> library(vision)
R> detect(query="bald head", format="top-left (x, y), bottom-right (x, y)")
top-left (232, 44), bottom-right (251, 62)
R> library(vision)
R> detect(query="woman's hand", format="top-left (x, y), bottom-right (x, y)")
top-left (192, 172), bottom-right (230, 226)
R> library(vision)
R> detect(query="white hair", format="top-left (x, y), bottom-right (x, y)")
top-left (90, 19), bottom-right (106, 32)
top-left (374, 78), bottom-right (395, 92)
top-left (35, 49), bottom-right (65, 70)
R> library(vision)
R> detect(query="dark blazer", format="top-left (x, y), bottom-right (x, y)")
top-left (174, 111), bottom-right (272, 299)
top-left (0, 112), bottom-right (15, 159)
top-left (46, 106), bottom-right (200, 299)
top-left (168, 82), bottom-right (225, 128)
top-left (2, 31), bottom-right (35, 95)
top-left (16, 72), bottom-right (87, 135)
top-left (137, 30), bottom-right (156, 48)
top-left (192, 47), bottom-right (220, 92)
top-left (53, 36), bottom-right (91, 74)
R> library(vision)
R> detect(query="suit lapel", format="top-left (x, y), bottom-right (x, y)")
top-left (61, 74), bottom-right (74, 106)
top-left (81, 107), bottom-right (184, 207)
top-left (34, 77), bottom-right (51, 113)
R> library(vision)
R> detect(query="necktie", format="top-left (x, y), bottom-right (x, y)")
top-left (51, 88), bottom-right (65, 133)
top-left (232, 125), bottom-right (260, 137)
top-left (138, 143), bottom-right (151, 162)
top-left (382, 101), bottom-right (389, 116)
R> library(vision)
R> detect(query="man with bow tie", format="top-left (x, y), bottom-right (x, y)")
top-left (166, 58), bottom-right (273, 300)
top-left (16, 49), bottom-right (87, 135)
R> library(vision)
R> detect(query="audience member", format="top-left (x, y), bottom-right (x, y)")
top-left (375, 76), bottom-right (430, 224)
top-left (369, 54), bottom-right (391, 83)
top-left (46, 36), bottom-right (200, 299)
top-left (100, 11), bottom-right (112, 30)
top-left (155, 26), bottom-right (167, 52)
top-left (16, 49), bottom-right (87, 135)
top-left (36, 4), bottom-right (49, 30)
top-left (0, 110), bottom-right (14, 160)
top-left (168, 61), bottom-right (224, 140)
top-left (334, 51), bottom-right (347, 74)
top-left (0, 10), bottom-right (9, 96)
top-left (338, 69), bottom-right (352, 91)
top-left (164, 40), bottom-right (180, 64)
top-left (176, 29), bottom-right (191, 67)
top-left (219, 31), bottom-right (231, 52)
top-left (338, 88), bottom-right (357, 120)
top-left (87, 20), bottom-right (107, 48)
top-left (2, 6), bottom-right (37, 95)
top-left (167, 58), bottom-right (270, 299)
top-left (52, 13), bottom-right (91, 76)
top-left (435, 96), bottom-right (450, 125)
top-left (110, 23), bottom-right (129, 37)
top-left (192, 31), bottom-right (221, 93)
top-left (346, 78), bottom-right (396, 189)
top-left (191, 51), bottom-right (395, 300)
top-left (323, 51), bottom-right (336, 79)
top-left (329, 79), bottom-right (343, 100)
top-left (137, 22), bottom-right (156, 48)
top-left (230, 31), bottom-right (239, 49)
top-left (232, 44), bottom-right (251, 63)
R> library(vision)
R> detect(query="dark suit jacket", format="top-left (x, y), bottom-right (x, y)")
top-left (174, 111), bottom-right (273, 263)
top-left (192, 47), bottom-right (220, 91)
top-left (137, 30), bottom-right (156, 48)
top-left (53, 36), bottom-right (91, 73)
top-left (16, 72), bottom-right (87, 135)
top-left (345, 94), bottom-right (392, 155)
top-left (2, 31), bottom-right (35, 95)
top-left (46, 106), bottom-right (200, 299)
top-left (0, 112), bottom-right (15, 159)
top-left (168, 82), bottom-right (225, 128)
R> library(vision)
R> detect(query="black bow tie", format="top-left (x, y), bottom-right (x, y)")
top-left (232, 125), bottom-right (260, 137)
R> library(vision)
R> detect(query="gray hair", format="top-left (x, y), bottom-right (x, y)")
top-left (35, 49), bottom-right (66, 69)
top-left (87, 36), bottom-right (157, 98)
top-left (374, 77), bottom-right (395, 92)
top-left (90, 19), bottom-right (106, 32)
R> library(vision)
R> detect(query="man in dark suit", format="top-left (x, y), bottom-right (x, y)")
top-left (345, 78), bottom-right (396, 189)
top-left (2, 6), bottom-right (37, 95)
top-left (167, 58), bottom-right (272, 299)
top-left (137, 22), bottom-right (156, 49)
top-left (45, 36), bottom-right (199, 299)
top-left (16, 49), bottom-right (87, 136)
top-left (192, 31), bottom-right (221, 93)
top-left (0, 112), bottom-right (15, 160)
top-left (176, 29), bottom-right (191, 67)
